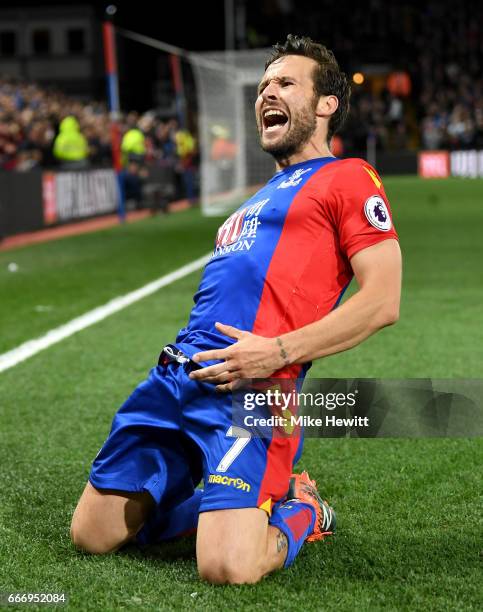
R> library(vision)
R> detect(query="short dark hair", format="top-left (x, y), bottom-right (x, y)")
top-left (265, 34), bottom-right (351, 142)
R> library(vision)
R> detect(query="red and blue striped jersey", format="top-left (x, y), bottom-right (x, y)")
top-left (175, 156), bottom-right (398, 364)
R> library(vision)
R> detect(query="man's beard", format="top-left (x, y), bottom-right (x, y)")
top-left (259, 100), bottom-right (317, 162)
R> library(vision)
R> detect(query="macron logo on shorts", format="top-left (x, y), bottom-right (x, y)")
top-left (208, 474), bottom-right (251, 492)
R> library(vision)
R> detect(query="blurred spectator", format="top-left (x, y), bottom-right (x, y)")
top-left (0, 119), bottom-right (20, 170)
top-left (387, 71), bottom-right (412, 98)
top-left (446, 105), bottom-right (475, 148)
top-left (175, 128), bottom-right (197, 202)
top-left (210, 125), bottom-right (237, 161)
top-left (387, 96), bottom-right (404, 125)
top-left (153, 119), bottom-right (178, 162)
top-left (421, 115), bottom-right (445, 150)
top-left (209, 124), bottom-right (237, 193)
top-left (121, 126), bottom-right (147, 209)
top-left (53, 116), bottom-right (89, 169)
top-left (121, 126), bottom-right (146, 164)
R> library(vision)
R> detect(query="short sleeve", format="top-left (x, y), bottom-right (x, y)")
top-left (327, 160), bottom-right (398, 260)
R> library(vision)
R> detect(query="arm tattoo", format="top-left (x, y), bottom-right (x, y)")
top-left (276, 531), bottom-right (288, 554)
top-left (276, 337), bottom-right (290, 366)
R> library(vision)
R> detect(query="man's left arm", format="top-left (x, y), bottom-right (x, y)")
top-left (279, 237), bottom-right (401, 363)
top-left (190, 238), bottom-right (402, 390)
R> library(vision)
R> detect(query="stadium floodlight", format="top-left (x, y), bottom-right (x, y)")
top-left (189, 49), bottom-right (274, 216)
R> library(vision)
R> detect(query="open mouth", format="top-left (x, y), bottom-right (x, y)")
top-left (262, 108), bottom-right (289, 133)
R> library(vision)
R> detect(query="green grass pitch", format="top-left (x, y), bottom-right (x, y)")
top-left (0, 177), bottom-right (481, 610)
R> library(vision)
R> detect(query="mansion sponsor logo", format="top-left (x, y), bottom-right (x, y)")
top-left (213, 198), bottom-right (269, 258)
top-left (208, 474), bottom-right (251, 492)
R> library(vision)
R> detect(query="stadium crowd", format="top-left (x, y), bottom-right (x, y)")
top-left (0, 78), bottom-right (193, 173)
top-left (334, 2), bottom-right (483, 152)
top-left (1, 1), bottom-right (482, 170)
top-left (412, 1), bottom-right (483, 151)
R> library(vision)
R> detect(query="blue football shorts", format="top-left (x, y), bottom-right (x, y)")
top-left (89, 352), bottom-right (303, 518)
top-left (89, 352), bottom-right (302, 514)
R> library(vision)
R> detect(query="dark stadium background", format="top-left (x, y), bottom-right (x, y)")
top-left (3, 0), bottom-right (416, 109)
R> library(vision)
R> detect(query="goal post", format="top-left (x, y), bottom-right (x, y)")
top-left (115, 29), bottom-right (274, 217)
top-left (189, 49), bottom-right (274, 216)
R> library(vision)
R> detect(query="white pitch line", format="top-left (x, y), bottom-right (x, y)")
top-left (0, 253), bottom-right (211, 374)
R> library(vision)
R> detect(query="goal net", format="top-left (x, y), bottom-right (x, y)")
top-left (189, 49), bottom-right (275, 216)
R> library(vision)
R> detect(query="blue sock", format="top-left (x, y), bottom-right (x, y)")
top-left (137, 489), bottom-right (203, 545)
top-left (269, 499), bottom-right (316, 567)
